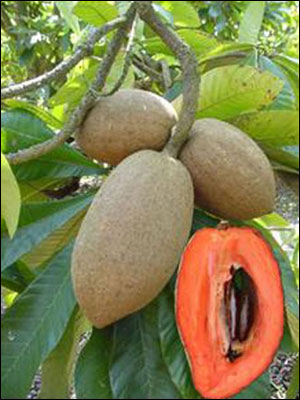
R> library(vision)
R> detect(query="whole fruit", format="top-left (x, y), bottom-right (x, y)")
top-left (179, 118), bottom-right (276, 220)
top-left (176, 226), bottom-right (284, 399)
top-left (72, 150), bottom-right (194, 328)
top-left (76, 89), bottom-right (178, 165)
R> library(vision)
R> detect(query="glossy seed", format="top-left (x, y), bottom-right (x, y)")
top-left (224, 267), bottom-right (257, 361)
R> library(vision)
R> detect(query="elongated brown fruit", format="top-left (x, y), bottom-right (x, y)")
top-left (72, 150), bottom-right (194, 328)
top-left (176, 226), bottom-right (284, 399)
top-left (179, 119), bottom-right (276, 220)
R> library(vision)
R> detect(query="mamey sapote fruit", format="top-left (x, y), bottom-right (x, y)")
top-left (176, 226), bottom-right (284, 399)
top-left (72, 150), bottom-right (193, 328)
top-left (76, 89), bottom-right (178, 165)
top-left (179, 118), bottom-right (276, 220)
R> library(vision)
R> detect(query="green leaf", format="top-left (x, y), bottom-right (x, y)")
top-left (1, 261), bottom-right (36, 293)
top-left (1, 193), bottom-right (93, 272)
top-left (200, 42), bottom-right (255, 63)
top-left (256, 212), bottom-right (290, 229)
top-left (261, 144), bottom-right (299, 171)
top-left (280, 320), bottom-right (297, 353)
top-left (293, 240), bottom-right (299, 287)
top-left (115, 1), bottom-right (131, 15)
top-left (192, 208), bottom-right (219, 233)
top-left (231, 110), bottom-right (299, 146)
top-left (159, 1), bottom-right (200, 28)
top-left (287, 356), bottom-right (299, 399)
top-left (197, 65), bottom-right (283, 120)
top-left (1, 243), bottom-right (76, 399)
top-left (104, 50), bottom-right (135, 92)
top-left (273, 55), bottom-right (299, 108)
top-left (110, 304), bottom-right (182, 399)
top-left (146, 29), bottom-right (218, 58)
top-left (1, 110), bottom-right (55, 153)
top-left (18, 178), bottom-right (62, 203)
top-left (158, 284), bottom-right (200, 399)
top-left (15, 194), bottom-right (89, 229)
top-left (250, 222), bottom-right (299, 347)
top-left (39, 307), bottom-right (91, 399)
top-left (200, 43), bottom-right (256, 74)
top-left (179, 30), bottom-right (218, 58)
top-left (238, 1), bottom-right (266, 45)
top-left (144, 36), bottom-right (174, 57)
top-left (50, 55), bottom-right (134, 114)
top-left (152, 4), bottom-right (174, 26)
top-left (49, 60), bottom-right (99, 110)
top-left (75, 328), bottom-right (114, 399)
top-left (74, 1), bottom-right (118, 27)
top-left (60, 50), bottom-right (133, 104)
top-left (1, 110), bottom-right (106, 180)
top-left (286, 308), bottom-right (299, 349)
top-left (4, 99), bottom-right (64, 129)
top-left (258, 55), bottom-right (297, 110)
top-left (55, 1), bottom-right (80, 35)
top-left (1, 153), bottom-right (21, 238)
top-left (22, 208), bottom-right (86, 270)
top-left (2, 288), bottom-right (18, 309)
top-left (232, 372), bottom-right (270, 399)
top-left (274, 55), bottom-right (299, 74)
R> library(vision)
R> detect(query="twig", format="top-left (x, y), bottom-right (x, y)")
top-left (141, 52), bottom-right (162, 73)
top-left (1, 16), bottom-right (126, 100)
top-left (160, 60), bottom-right (172, 89)
top-left (136, 1), bottom-right (199, 158)
top-left (104, 13), bottom-right (138, 96)
top-left (133, 56), bottom-right (165, 84)
top-left (6, 5), bottom-right (137, 165)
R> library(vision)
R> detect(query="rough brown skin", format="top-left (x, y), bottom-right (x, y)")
top-left (179, 118), bottom-right (276, 220)
top-left (71, 150), bottom-right (194, 328)
top-left (76, 89), bottom-right (178, 165)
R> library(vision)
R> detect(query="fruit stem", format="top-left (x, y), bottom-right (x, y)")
top-left (136, 1), bottom-right (200, 159)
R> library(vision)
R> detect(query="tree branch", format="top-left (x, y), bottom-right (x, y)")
top-left (1, 16), bottom-right (126, 100)
top-left (133, 55), bottom-right (165, 85)
top-left (6, 5), bottom-right (137, 165)
top-left (136, 1), bottom-right (200, 158)
top-left (1, 4), bottom-right (17, 39)
top-left (104, 13), bottom-right (138, 96)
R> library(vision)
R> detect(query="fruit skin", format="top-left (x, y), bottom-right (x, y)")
top-left (179, 118), bottom-right (276, 220)
top-left (72, 150), bottom-right (194, 328)
top-left (176, 226), bottom-right (284, 399)
top-left (76, 89), bottom-right (178, 165)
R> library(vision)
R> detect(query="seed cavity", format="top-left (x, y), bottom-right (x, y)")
top-left (223, 266), bottom-right (257, 362)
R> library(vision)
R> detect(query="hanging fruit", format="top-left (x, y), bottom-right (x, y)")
top-left (176, 225), bottom-right (284, 399)
top-left (72, 150), bottom-right (194, 328)
top-left (76, 89), bottom-right (178, 165)
top-left (179, 118), bottom-right (276, 220)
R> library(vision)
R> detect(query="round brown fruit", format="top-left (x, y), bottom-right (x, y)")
top-left (76, 89), bottom-right (178, 165)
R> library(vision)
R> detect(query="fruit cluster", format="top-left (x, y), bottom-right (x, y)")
top-left (72, 89), bottom-right (282, 399)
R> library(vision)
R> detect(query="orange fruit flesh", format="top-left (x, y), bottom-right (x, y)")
top-left (176, 227), bottom-right (284, 399)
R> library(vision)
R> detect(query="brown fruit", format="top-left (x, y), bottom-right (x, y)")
top-left (72, 150), bottom-right (194, 328)
top-left (176, 226), bottom-right (284, 399)
top-left (179, 118), bottom-right (276, 220)
top-left (76, 89), bottom-right (178, 165)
